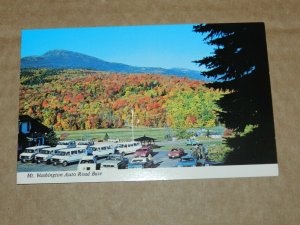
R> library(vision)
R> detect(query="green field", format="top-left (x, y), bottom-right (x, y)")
top-left (56, 127), bottom-right (167, 142)
top-left (55, 127), bottom-right (224, 155)
top-left (55, 127), bottom-right (225, 143)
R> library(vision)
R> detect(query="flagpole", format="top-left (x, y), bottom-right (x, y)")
top-left (131, 109), bottom-right (134, 141)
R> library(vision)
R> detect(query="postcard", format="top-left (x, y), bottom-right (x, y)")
top-left (17, 22), bottom-right (278, 184)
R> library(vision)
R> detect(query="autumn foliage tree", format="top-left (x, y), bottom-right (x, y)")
top-left (19, 69), bottom-right (223, 136)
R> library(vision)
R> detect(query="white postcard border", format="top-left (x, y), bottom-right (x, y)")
top-left (17, 164), bottom-right (278, 184)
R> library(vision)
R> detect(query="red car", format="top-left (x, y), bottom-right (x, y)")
top-left (168, 148), bottom-right (185, 159)
top-left (134, 146), bottom-right (153, 157)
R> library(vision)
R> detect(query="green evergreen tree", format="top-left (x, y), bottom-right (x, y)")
top-left (193, 23), bottom-right (277, 164)
top-left (103, 133), bottom-right (109, 141)
top-left (44, 128), bottom-right (58, 147)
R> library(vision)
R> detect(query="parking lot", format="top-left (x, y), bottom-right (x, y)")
top-left (17, 148), bottom-right (195, 172)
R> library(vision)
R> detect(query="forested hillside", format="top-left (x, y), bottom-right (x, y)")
top-left (19, 69), bottom-right (224, 131)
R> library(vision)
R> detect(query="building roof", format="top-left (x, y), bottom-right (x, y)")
top-left (134, 135), bottom-right (157, 142)
top-left (19, 115), bottom-right (50, 134)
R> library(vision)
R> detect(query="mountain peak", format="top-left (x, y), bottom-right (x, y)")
top-left (42, 49), bottom-right (88, 57)
top-left (21, 49), bottom-right (210, 81)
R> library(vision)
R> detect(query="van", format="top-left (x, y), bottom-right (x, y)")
top-left (90, 144), bottom-right (115, 159)
top-left (76, 140), bottom-right (94, 148)
top-left (76, 140), bottom-right (94, 154)
top-left (19, 145), bottom-right (50, 163)
top-left (34, 146), bottom-right (61, 164)
top-left (56, 140), bottom-right (76, 149)
top-left (115, 141), bottom-right (142, 156)
top-left (51, 147), bottom-right (85, 167)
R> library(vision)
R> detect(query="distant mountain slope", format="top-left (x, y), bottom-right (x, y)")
top-left (21, 50), bottom-right (211, 81)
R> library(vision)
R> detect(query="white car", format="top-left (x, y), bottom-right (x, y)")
top-left (127, 157), bottom-right (154, 169)
top-left (101, 154), bottom-right (129, 169)
top-left (56, 140), bottom-right (76, 149)
top-left (19, 145), bottom-right (50, 163)
top-left (35, 147), bottom-right (61, 164)
top-left (77, 155), bottom-right (100, 171)
top-left (107, 138), bottom-right (120, 143)
top-left (90, 144), bottom-right (115, 159)
top-left (51, 148), bottom-right (85, 167)
top-left (115, 141), bottom-right (142, 156)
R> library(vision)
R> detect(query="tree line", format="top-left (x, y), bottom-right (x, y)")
top-left (19, 69), bottom-right (224, 131)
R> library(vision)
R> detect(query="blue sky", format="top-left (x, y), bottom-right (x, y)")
top-left (21, 24), bottom-right (213, 71)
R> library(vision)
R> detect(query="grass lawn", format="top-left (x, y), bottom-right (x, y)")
top-left (56, 127), bottom-right (167, 142)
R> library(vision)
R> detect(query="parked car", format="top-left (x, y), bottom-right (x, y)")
top-left (177, 155), bottom-right (197, 167)
top-left (56, 140), bottom-right (76, 148)
top-left (90, 143), bottom-right (115, 159)
top-left (202, 160), bottom-right (224, 167)
top-left (76, 140), bottom-right (94, 154)
top-left (35, 147), bottom-right (61, 164)
top-left (128, 157), bottom-right (154, 169)
top-left (168, 148), bottom-right (185, 159)
top-left (185, 139), bottom-right (200, 146)
top-left (77, 155), bottom-right (100, 171)
top-left (107, 138), bottom-right (120, 143)
top-left (19, 145), bottom-right (50, 163)
top-left (51, 147), bottom-right (85, 166)
top-left (76, 140), bottom-right (94, 148)
top-left (115, 141), bottom-right (142, 156)
top-left (134, 146), bottom-right (153, 157)
top-left (101, 154), bottom-right (129, 169)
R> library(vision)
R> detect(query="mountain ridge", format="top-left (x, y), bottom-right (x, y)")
top-left (21, 50), bottom-right (211, 81)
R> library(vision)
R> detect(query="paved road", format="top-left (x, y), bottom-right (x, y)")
top-left (17, 138), bottom-right (222, 172)
top-left (17, 149), bottom-right (194, 172)
top-left (152, 150), bottom-right (192, 168)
